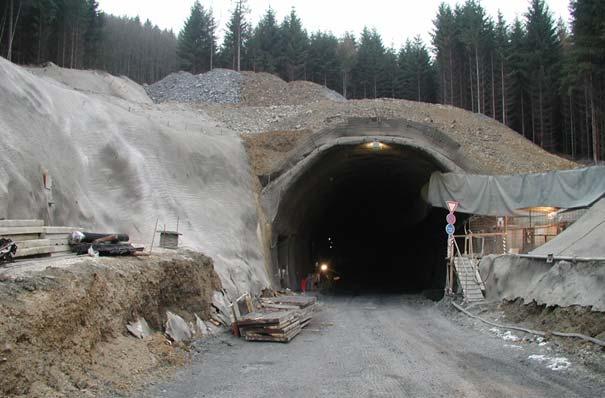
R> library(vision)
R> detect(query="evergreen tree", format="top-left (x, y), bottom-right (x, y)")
top-left (524, 0), bottom-right (561, 149)
top-left (432, 3), bottom-right (457, 105)
top-left (508, 18), bottom-right (530, 138)
top-left (398, 37), bottom-right (436, 102)
top-left (494, 12), bottom-right (510, 124)
top-left (308, 31), bottom-right (339, 87)
top-left (219, 0), bottom-right (249, 71)
top-left (177, 1), bottom-right (215, 74)
top-left (458, 0), bottom-right (490, 114)
top-left (249, 7), bottom-right (279, 73)
top-left (569, 0), bottom-right (605, 161)
top-left (336, 32), bottom-right (357, 98)
top-left (278, 8), bottom-right (308, 81)
top-left (82, 0), bottom-right (103, 68)
top-left (353, 27), bottom-right (385, 98)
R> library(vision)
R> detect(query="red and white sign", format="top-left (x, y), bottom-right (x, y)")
top-left (446, 201), bottom-right (459, 213)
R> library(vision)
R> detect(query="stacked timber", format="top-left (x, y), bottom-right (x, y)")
top-left (260, 296), bottom-right (317, 328)
top-left (236, 295), bottom-right (317, 343)
top-left (0, 220), bottom-right (80, 260)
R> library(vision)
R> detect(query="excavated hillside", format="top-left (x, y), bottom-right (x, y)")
top-left (0, 58), bottom-right (585, 398)
top-left (208, 101), bottom-right (575, 177)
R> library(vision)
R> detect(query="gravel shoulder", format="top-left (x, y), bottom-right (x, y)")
top-left (136, 295), bottom-right (604, 398)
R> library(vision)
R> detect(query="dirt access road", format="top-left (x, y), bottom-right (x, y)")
top-left (138, 295), bottom-right (603, 398)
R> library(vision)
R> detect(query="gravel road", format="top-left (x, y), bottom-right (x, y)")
top-left (140, 295), bottom-right (603, 398)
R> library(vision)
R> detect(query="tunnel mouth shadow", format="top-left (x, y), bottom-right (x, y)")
top-left (267, 135), bottom-right (464, 297)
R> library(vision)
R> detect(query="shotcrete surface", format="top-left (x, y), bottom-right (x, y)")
top-left (0, 57), bottom-right (269, 297)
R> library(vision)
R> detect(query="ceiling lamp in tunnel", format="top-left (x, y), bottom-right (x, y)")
top-left (365, 139), bottom-right (386, 151)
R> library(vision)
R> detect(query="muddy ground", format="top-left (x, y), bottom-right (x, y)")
top-left (0, 251), bottom-right (222, 397)
top-left (138, 295), bottom-right (604, 398)
top-left (449, 298), bottom-right (605, 377)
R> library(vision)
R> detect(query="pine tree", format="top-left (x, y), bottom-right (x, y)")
top-left (569, 0), bottom-right (605, 162)
top-left (278, 8), bottom-right (308, 81)
top-left (459, 0), bottom-right (489, 114)
top-left (398, 37), bottom-right (436, 102)
top-left (336, 32), bottom-right (357, 98)
top-left (308, 31), bottom-right (339, 87)
top-left (494, 12), bottom-right (509, 124)
top-left (508, 18), bottom-right (530, 138)
top-left (177, 1), bottom-right (215, 74)
top-left (249, 7), bottom-right (280, 73)
top-left (524, 0), bottom-right (561, 149)
top-left (220, 0), bottom-right (249, 71)
top-left (353, 27), bottom-right (385, 98)
top-left (432, 3), bottom-right (457, 105)
top-left (82, 0), bottom-right (103, 68)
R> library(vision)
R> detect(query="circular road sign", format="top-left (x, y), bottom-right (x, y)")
top-left (445, 224), bottom-right (455, 235)
top-left (446, 213), bottom-right (456, 224)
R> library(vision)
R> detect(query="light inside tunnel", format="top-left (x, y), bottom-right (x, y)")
top-left (272, 142), bottom-right (459, 298)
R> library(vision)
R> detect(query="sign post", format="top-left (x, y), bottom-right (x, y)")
top-left (445, 201), bottom-right (459, 295)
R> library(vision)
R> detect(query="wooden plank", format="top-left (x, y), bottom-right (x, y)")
top-left (47, 238), bottom-right (70, 246)
top-left (15, 246), bottom-right (53, 258)
top-left (43, 227), bottom-right (81, 234)
top-left (13, 239), bottom-right (51, 249)
top-left (0, 226), bottom-right (44, 236)
top-left (51, 245), bottom-right (72, 253)
top-left (0, 220), bottom-right (44, 228)
top-left (236, 310), bottom-right (297, 327)
top-left (260, 296), bottom-right (317, 308)
top-left (5, 234), bottom-right (41, 242)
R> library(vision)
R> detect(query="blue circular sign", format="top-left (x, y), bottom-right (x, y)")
top-left (445, 224), bottom-right (455, 235)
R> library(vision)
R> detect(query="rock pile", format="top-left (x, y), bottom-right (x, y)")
top-left (146, 68), bottom-right (243, 104)
top-left (146, 68), bottom-right (346, 106)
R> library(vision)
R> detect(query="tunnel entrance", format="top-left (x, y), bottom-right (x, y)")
top-left (269, 138), bottom-right (462, 298)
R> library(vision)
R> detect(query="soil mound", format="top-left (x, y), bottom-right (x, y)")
top-left (0, 252), bottom-right (221, 397)
top-left (241, 71), bottom-right (346, 106)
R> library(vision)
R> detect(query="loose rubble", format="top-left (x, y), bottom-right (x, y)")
top-left (145, 68), bottom-right (346, 106)
top-left (146, 68), bottom-right (243, 104)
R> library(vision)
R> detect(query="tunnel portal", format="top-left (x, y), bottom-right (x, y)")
top-left (265, 120), bottom-right (468, 297)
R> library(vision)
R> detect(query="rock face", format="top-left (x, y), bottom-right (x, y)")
top-left (145, 69), bottom-right (243, 104)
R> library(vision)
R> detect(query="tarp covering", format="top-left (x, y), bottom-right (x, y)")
top-left (425, 166), bottom-right (605, 216)
top-left (531, 198), bottom-right (605, 258)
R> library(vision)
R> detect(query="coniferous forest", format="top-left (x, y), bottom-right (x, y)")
top-left (0, 0), bottom-right (603, 162)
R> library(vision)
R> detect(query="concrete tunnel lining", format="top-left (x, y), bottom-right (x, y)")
top-left (262, 120), bottom-right (468, 294)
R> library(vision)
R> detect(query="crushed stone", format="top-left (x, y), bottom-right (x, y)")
top-left (146, 69), bottom-right (243, 104)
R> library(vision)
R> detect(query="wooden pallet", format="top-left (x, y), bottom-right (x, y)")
top-left (453, 256), bottom-right (485, 303)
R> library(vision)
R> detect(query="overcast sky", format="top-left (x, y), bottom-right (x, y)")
top-left (97, 0), bottom-right (571, 47)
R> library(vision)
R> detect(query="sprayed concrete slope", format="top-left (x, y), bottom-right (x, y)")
top-left (0, 57), bottom-right (269, 297)
top-left (26, 62), bottom-right (153, 104)
top-left (479, 255), bottom-right (605, 311)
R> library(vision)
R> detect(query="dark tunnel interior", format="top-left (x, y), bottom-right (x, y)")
top-left (273, 142), bottom-right (455, 298)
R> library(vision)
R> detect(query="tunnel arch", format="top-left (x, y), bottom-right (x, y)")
top-left (261, 118), bottom-right (470, 295)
